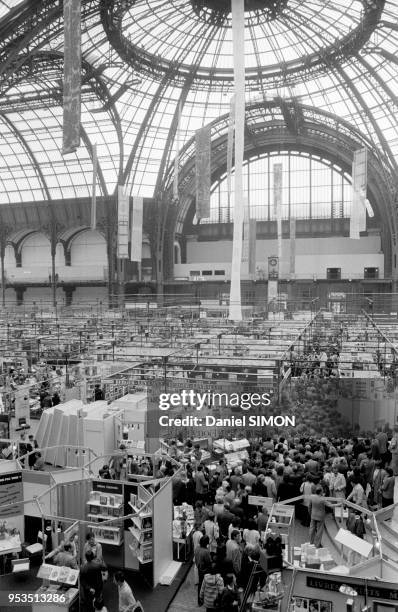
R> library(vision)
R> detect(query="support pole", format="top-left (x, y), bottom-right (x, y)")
top-left (228, 0), bottom-right (245, 322)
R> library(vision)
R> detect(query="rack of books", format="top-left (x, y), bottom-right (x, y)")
top-left (128, 484), bottom-right (153, 563)
top-left (86, 490), bottom-right (124, 546)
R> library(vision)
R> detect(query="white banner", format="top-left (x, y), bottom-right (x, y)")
top-left (350, 148), bottom-right (367, 239)
top-left (131, 196), bottom-right (143, 262)
top-left (229, 0), bottom-right (245, 321)
top-left (195, 125), bottom-right (211, 219)
top-left (274, 163), bottom-right (283, 266)
top-left (62, 0), bottom-right (81, 154)
top-left (173, 101), bottom-right (182, 200)
top-left (249, 219), bottom-right (256, 277)
top-left (117, 186), bottom-right (129, 259)
top-left (90, 143), bottom-right (97, 230)
top-left (268, 280), bottom-right (278, 305)
top-left (242, 200), bottom-right (249, 269)
top-left (290, 217), bottom-right (296, 275)
top-left (227, 94), bottom-right (235, 217)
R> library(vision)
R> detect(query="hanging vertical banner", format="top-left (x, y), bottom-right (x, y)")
top-left (274, 163), bottom-right (283, 268)
top-left (195, 125), bottom-right (211, 220)
top-left (350, 189), bottom-right (360, 239)
top-left (90, 143), bottom-right (97, 230)
top-left (117, 186), bottom-right (129, 259)
top-left (290, 217), bottom-right (296, 275)
top-left (227, 95), bottom-right (236, 220)
top-left (229, 0), bottom-right (245, 321)
top-left (350, 148), bottom-right (368, 239)
top-left (173, 101), bottom-right (182, 200)
top-left (131, 196), bottom-right (143, 262)
top-left (242, 200), bottom-right (250, 270)
top-left (62, 0), bottom-right (81, 155)
top-left (268, 280), bottom-right (278, 305)
top-left (248, 219), bottom-right (257, 277)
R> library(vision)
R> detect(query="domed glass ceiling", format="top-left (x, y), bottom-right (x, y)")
top-left (0, 0), bottom-right (397, 205)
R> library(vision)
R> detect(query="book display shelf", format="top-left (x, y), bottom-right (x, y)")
top-left (86, 490), bottom-right (124, 546)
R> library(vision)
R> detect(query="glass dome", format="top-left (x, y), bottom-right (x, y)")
top-left (0, 0), bottom-right (396, 203)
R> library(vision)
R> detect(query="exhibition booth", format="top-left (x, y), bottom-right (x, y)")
top-left (0, 449), bottom-right (181, 611)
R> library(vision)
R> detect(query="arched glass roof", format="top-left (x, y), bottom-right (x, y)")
top-left (0, 0), bottom-right (397, 203)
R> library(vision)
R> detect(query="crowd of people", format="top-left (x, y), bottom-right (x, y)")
top-left (166, 427), bottom-right (398, 610)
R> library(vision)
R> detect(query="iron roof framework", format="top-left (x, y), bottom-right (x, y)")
top-left (0, 1), bottom-right (396, 259)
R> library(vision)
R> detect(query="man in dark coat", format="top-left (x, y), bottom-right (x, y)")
top-left (79, 550), bottom-right (103, 608)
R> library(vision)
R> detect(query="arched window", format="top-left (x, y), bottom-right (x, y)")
top-left (197, 151), bottom-right (353, 224)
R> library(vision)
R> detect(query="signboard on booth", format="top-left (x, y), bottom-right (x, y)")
top-left (0, 470), bottom-right (24, 538)
top-left (0, 471), bottom-right (23, 517)
top-left (248, 495), bottom-right (273, 510)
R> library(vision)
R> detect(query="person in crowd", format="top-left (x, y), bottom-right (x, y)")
top-left (203, 511), bottom-right (219, 555)
top-left (300, 474), bottom-right (314, 526)
top-left (80, 550), bottom-right (103, 610)
top-left (195, 465), bottom-right (208, 502)
top-left (256, 505), bottom-right (269, 534)
top-left (27, 435), bottom-right (39, 469)
top-left (199, 562), bottom-right (224, 611)
top-left (241, 466), bottom-right (256, 488)
top-left (329, 465), bottom-right (346, 499)
top-left (219, 573), bottom-right (239, 610)
top-left (52, 390), bottom-right (61, 406)
top-left (42, 392), bottom-right (53, 408)
top-left (229, 468), bottom-right (242, 493)
top-left (99, 464), bottom-right (111, 479)
top-left (94, 385), bottom-right (105, 401)
top-left (346, 509), bottom-right (366, 565)
top-left (370, 459), bottom-right (386, 508)
top-left (263, 470), bottom-right (277, 500)
top-left (239, 545), bottom-right (261, 591)
top-left (33, 452), bottom-right (45, 471)
top-left (192, 523), bottom-right (205, 585)
top-left (215, 459), bottom-right (229, 486)
top-left (114, 571), bottom-right (136, 612)
top-left (390, 427), bottom-right (398, 487)
top-left (213, 497), bottom-right (224, 520)
top-left (381, 467), bottom-right (395, 507)
top-left (217, 502), bottom-right (235, 540)
top-left (243, 519), bottom-right (260, 547)
top-left (53, 542), bottom-right (78, 569)
top-left (226, 529), bottom-right (242, 577)
top-left (194, 500), bottom-right (209, 526)
top-left (83, 532), bottom-right (103, 565)
top-left (228, 516), bottom-right (241, 540)
top-left (346, 475), bottom-right (368, 509)
top-left (94, 599), bottom-right (108, 612)
top-left (18, 433), bottom-right (27, 466)
top-left (308, 486), bottom-right (333, 548)
top-left (194, 535), bottom-right (212, 606)
top-left (223, 483), bottom-right (235, 505)
top-left (109, 450), bottom-right (124, 481)
top-left (376, 428), bottom-right (389, 466)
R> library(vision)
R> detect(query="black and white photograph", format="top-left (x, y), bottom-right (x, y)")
top-left (0, 1), bottom-right (398, 611)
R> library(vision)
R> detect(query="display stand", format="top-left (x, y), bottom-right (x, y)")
top-left (34, 563), bottom-right (79, 612)
top-left (87, 489), bottom-right (124, 546)
top-left (266, 503), bottom-right (295, 564)
top-left (128, 484), bottom-right (153, 564)
top-left (173, 504), bottom-right (194, 561)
